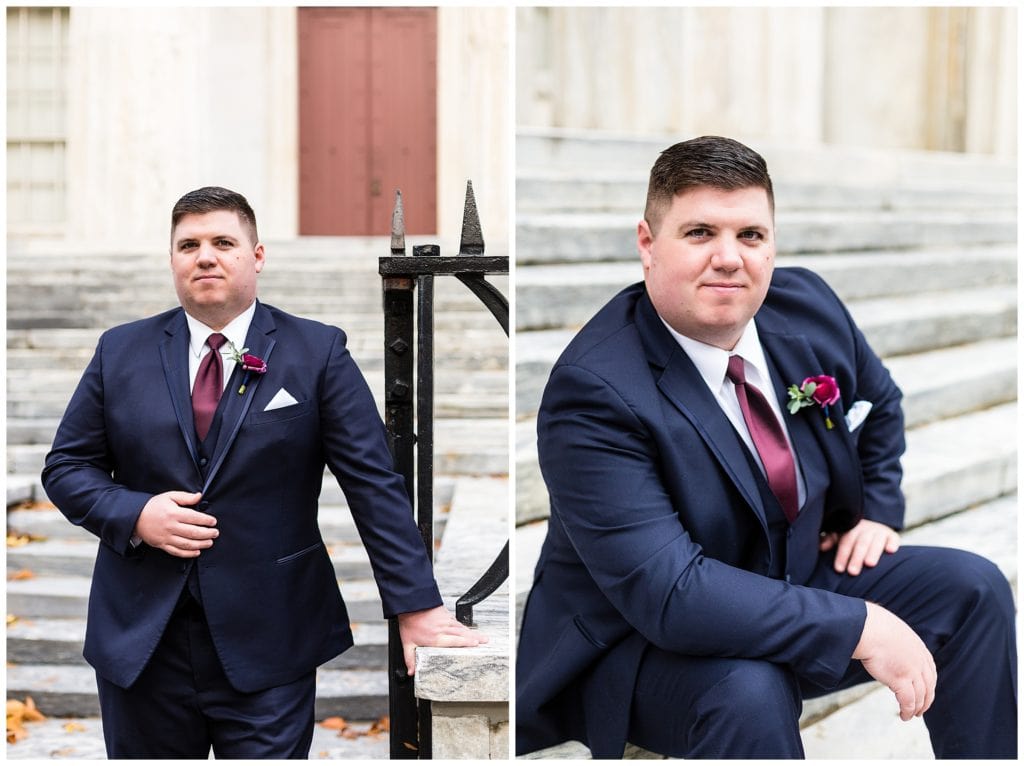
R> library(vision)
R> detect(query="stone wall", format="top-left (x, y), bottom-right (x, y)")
top-left (517, 6), bottom-right (1016, 156)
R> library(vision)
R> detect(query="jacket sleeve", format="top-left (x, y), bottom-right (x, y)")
top-left (318, 328), bottom-right (443, 617)
top-left (41, 335), bottom-right (152, 555)
top-left (538, 362), bottom-right (867, 688)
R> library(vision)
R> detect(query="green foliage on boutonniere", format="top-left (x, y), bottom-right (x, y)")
top-left (787, 375), bottom-right (840, 430)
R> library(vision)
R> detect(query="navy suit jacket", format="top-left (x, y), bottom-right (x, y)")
top-left (516, 268), bottom-right (906, 756)
top-left (43, 301), bottom-right (442, 693)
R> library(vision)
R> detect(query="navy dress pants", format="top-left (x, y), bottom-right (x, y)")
top-left (628, 546), bottom-right (1017, 759)
top-left (95, 589), bottom-right (316, 759)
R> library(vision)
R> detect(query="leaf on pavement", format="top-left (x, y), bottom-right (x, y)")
top-left (320, 716), bottom-right (348, 731)
top-left (8, 569), bottom-right (35, 581)
top-left (63, 721), bottom-right (87, 733)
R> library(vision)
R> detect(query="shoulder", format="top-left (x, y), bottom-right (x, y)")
top-left (97, 307), bottom-right (183, 345)
top-left (761, 266), bottom-right (850, 328)
top-left (258, 302), bottom-right (346, 342)
top-left (556, 282), bottom-right (647, 371)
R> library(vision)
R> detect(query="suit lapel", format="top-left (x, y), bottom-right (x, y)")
top-left (201, 302), bottom-right (277, 493)
top-left (159, 310), bottom-right (203, 477)
top-left (636, 294), bottom-right (769, 533)
top-left (757, 308), bottom-right (864, 519)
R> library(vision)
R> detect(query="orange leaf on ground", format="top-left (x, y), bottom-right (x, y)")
top-left (7, 615), bottom-right (19, 627)
top-left (8, 569), bottom-right (35, 581)
top-left (319, 716), bottom-right (348, 731)
top-left (63, 721), bottom-right (87, 733)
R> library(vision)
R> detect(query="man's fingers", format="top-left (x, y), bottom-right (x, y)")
top-left (172, 520), bottom-right (219, 540)
top-left (168, 533), bottom-right (214, 550)
top-left (833, 532), bottom-right (856, 572)
top-left (819, 533), bottom-right (838, 552)
top-left (894, 683), bottom-right (917, 722)
top-left (176, 509), bottom-right (218, 528)
top-left (403, 643), bottom-right (416, 677)
top-left (858, 534), bottom-right (888, 571)
top-left (166, 491), bottom-right (203, 506)
top-left (161, 543), bottom-right (202, 558)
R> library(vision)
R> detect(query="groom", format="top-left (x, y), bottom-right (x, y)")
top-left (42, 186), bottom-right (484, 757)
top-left (516, 136), bottom-right (1016, 758)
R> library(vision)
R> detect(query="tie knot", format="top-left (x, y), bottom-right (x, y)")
top-left (206, 333), bottom-right (227, 352)
top-left (726, 355), bottom-right (746, 385)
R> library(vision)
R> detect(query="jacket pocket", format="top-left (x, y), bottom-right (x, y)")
top-left (276, 541), bottom-right (323, 564)
top-left (572, 614), bottom-right (609, 649)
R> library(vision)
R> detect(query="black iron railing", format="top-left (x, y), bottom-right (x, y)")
top-left (380, 182), bottom-right (509, 759)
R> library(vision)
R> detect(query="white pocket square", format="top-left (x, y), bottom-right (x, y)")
top-left (845, 400), bottom-right (873, 432)
top-left (264, 388), bottom-right (299, 411)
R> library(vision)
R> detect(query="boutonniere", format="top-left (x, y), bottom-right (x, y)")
top-left (227, 341), bottom-right (267, 394)
top-left (787, 375), bottom-right (840, 430)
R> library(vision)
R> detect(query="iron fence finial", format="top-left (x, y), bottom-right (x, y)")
top-left (391, 190), bottom-right (406, 255)
top-left (459, 180), bottom-right (485, 255)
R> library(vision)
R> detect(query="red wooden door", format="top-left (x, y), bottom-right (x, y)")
top-left (298, 7), bottom-right (437, 235)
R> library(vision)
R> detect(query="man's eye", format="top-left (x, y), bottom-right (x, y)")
top-left (216, 239), bottom-right (234, 247)
top-left (686, 228), bottom-right (711, 238)
top-left (739, 230), bottom-right (764, 241)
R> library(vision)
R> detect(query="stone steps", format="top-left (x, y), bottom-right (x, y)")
top-left (5, 664), bottom-right (392, 720)
top-left (517, 127), bottom-right (1017, 187)
top-left (7, 501), bottom-right (451, 545)
top-left (516, 495), bottom-right (1016, 758)
top-left (7, 417), bottom-right (508, 498)
top-left (517, 401), bottom-right (1016, 528)
top-left (5, 715), bottom-right (391, 759)
top-left (515, 246), bottom-right (1016, 331)
top-left (516, 209), bottom-right (1015, 265)
top-left (7, 574), bottom-right (389, 624)
top-left (516, 310), bottom-right (1016, 420)
top-left (7, 617), bottom-right (390, 671)
top-left (517, 172), bottom-right (1016, 214)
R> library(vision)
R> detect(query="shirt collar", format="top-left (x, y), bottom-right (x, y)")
top-left (185, 300), bottom-right (257, 358)
top-left (659, 317), bottom-right (772, 394)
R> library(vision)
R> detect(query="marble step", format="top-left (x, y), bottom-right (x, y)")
top-left (5, 664), bottom-right (392, 721)
top-left (6, 367), bottom-right (509, 422)
top-left (516, 209), bottom-right (1016, 265)
top-left (516, 172), bottom-right (1016, 214)
top-left (516, 296), bottom-right (1016, 418)
top-left (7, 617), bottom-right (390, 671)
top-left (517, 492), bottom-right (1017, 631)
top-left (8, 416), bottom-right (509, 481)
top-left (7, 575), bottom-right (387, 623)
top-left (517, 128), bottom-right (1017, 187)
top-left (6, 500), bottom-right (452, 546)
top-left (4, 715), bottom-right (390, 760)
top-left (515, 246), bottom-right (1016, 331)
top-left (8, 538), bottom-right (383, 581)
top-left (516, 402), bottom-right (1017, 527)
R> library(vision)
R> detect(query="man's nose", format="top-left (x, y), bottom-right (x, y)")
top-left (196, 244), bottom-right (217, 266)
top-left (710, 241), bottom-right (743, 270)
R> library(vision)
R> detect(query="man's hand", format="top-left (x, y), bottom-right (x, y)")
top-left (134, 491), bottom-right (218, 558)
top-left (820, 519), bottom-right (900, 575)
top-left (396, 605), bottom-right (489, 676)
top-left (853, 602), bottom-right (936, 721)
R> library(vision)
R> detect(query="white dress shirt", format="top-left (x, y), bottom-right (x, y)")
top-left (660, 317), bottom-right (807, 507)
top-left (184, 301), bottom-right (257, 393)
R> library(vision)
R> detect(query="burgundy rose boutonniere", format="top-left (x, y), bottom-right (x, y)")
top-left (227, 342), bottom-right (267, 394)
top-left (787, 375), bottom-right (840, 430)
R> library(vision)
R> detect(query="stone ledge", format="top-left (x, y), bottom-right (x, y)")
top-left (415, 476), bottom-right (510, 704)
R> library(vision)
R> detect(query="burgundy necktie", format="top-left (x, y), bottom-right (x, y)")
top-left (726, 355), bottom-right (800, 522)
top-left (193, 333), bottom-right (227, 441)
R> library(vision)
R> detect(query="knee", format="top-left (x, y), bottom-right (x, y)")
top-left (938, 550), bottom-right (1014, 625)
top-left (699, 660), bottom-right (800, 724)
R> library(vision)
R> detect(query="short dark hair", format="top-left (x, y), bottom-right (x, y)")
top-left (644, 136), bottom-right (774, 234)
top-left (170, 186), bottom-right (259, 245)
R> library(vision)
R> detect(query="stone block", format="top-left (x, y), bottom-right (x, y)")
top-left (431, 714), bottom-right (491, 759)
top-left (490, 719), bottom-right (510, 759)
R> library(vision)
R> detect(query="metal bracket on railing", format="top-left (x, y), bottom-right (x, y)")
top-left (380, 181), bottom-right (509, 759)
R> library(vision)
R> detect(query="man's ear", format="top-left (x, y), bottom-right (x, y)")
top-left (637, 219), bottom-right (654, 274)
top-left (254, 242), bottom-right (266, 273)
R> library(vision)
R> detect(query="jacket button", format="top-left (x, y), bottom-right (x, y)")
top-left (197, 501), bottom-right (210, 511)
top-left (199, 457), bottom-right (208, 467)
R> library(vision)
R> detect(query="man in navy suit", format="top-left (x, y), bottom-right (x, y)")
top-left (43, 187), bottom-right (484, 757)
top-left (516, 137), bottom-right (1016, 758)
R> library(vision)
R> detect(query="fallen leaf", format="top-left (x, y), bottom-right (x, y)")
top-left (7, 615), bottom-right (19, 627)
top-left (63, 721), bottom-right (86, 733)
top-left (8, 569), bottom-right (35, 581)
top-left (319, 716), bottom-right (348, 731)
top-left (340, 728), bottom-right (359, 740)
top-left (6, 533), bottom-right (47, 548)
top-left (403, 740), bottom-right (418, 751)
top-left (23, 697), bottom-right (46, 722)
top-left (367, 716), bottom-right (390, 735)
